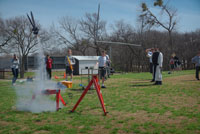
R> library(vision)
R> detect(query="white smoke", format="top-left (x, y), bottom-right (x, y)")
top-left (14, 38), bottom-right (63, 113)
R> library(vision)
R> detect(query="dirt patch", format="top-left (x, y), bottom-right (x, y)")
top-left (108, 110), bottom-right (197, 129)
top-left (165, 74), bottom-right (197, 85)
top-left (33, 130), bottom-right (51, 134)
top-left (90, 125), bottom-right (110, 134)
top-left (34, 119), bottom-right (48, 126)
top-left (0, 120), bottom-right (10, 126)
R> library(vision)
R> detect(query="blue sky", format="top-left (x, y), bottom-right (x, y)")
top-left (0, 0), bottom-right (200, 33)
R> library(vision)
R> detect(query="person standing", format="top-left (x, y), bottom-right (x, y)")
top-left (146, 48), bottom-right (154, 81)
top-left (11, 54), bottom-right (19, 85)
top-left (173, 54), bottom-right (181, 71)
top-left (169, 56), bottom-right (175, 74)
top-left (192, 51), bottom-right (200, 80)
top-left (65, 49), bottom-right (76, 81)
top-left (46, 55), bottom-right (53, 79)
top-left (98, 50), bottom-right (108, 88)
top-left (152, 48), bottom-right (163, 85)
top-left (106, 54), bottom-right (111, 78)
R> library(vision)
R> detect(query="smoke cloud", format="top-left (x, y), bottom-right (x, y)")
top-left (14, 38), bottom-right (63, 113)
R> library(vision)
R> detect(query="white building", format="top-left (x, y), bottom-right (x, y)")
top-left (73, 56), bottom-right (99, 75)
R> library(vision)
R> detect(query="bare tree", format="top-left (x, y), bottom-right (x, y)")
top-left (80, 13), bottom-right (107, 55)
top-left (54, 16), bottom-right (89, 55)
top-left (3, 16), bottom-right (49, 78)
top-left (0, 17), bottom-right (12, 53)
top-left (55, 12), bottom-right (107, 56)
top-left (110, 20), bottom-right (145, 72)
top-left (140, 0), bottom-right (178, 52)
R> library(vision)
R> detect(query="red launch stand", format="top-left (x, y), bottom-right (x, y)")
top-left (71, 75), bottom-right (108, 116)
top-left (32, 89), bottom-right (66, 111)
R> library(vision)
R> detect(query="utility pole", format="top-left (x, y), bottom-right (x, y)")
top-left (96, 3), bottom-right (100, 41)
top-left (94, 3), bottom-right (101, 56)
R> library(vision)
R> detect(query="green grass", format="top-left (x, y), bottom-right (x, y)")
top-left (0, 70), bottom-right (200, 134)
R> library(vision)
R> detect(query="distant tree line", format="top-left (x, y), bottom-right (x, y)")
top-left (0, 0), bottom-right (199, 77)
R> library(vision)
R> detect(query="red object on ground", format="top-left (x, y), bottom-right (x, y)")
top-left (63, 73), bottom-right (66, 78)
top-left (71, 75), bottom-right (108, 116)
top-left (54, 75), bottom-right (59, 79)
top-left (32, 89), bottom-right (66, 111)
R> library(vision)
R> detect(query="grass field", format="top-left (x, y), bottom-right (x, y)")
top-left (0, 70), bottom-right (200, 134)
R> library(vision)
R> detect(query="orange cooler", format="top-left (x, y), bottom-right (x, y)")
top-left (61, 81), bottom-right (72, 88)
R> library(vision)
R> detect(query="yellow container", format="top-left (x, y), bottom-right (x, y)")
top-left (61, 81), bottom-right (73, 88)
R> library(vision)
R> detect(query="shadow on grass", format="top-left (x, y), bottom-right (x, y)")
top-left (69, 88), bottom-right (84, 92)
top-left (130, 84), bottom-right (154, 87)
top-left (131, 80), bottom-right (152, 83)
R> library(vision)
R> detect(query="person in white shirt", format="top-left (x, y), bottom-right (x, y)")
top-left (146, 48), bottom-right (155, 82)
top-left (98, 50), bottom-right (108, 88)
top-left (106, 54), bottom-right (111, 78)
top-left (11, 54), bottom-right (19, 85)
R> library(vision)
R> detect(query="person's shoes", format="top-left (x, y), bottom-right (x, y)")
top-left (153, 81), bottom-right (158, 85)
top-left (154, 81), bottom-right (162, 85)
top-left (158, 81), bottom-right (162, 85)
top-left (196, 78), bottom-right (199, 80)
top-left (101, 85), bottom-right (106, 88)
top-left (151, 80), bottom-right (155, 82)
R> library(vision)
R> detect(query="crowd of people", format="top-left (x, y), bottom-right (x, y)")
top-left (64, 49), bottom-right (111, 88)
top-left (168, 53), bottom-right (182, 74)
top-left (10, 48), bottom-right (199, 86)
top-left (145, 48), bottom-right (200, 85)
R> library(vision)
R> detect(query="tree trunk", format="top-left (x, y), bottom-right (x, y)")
top-left (168, 31), bottom-right (173, 53)
top-left (20, 56), bottom-right (26, 78)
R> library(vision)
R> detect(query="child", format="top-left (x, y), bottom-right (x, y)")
top-left (169, 56), bottom-right (175, 74)
top-left (98, 50), bottom-right (108, 88)
top-left (65, 49), bottom-right (76, 81)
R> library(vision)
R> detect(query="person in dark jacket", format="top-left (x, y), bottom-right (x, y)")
top-left (192, 51), bottom-right (200, 80)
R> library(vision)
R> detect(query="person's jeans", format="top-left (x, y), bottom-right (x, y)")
top-left (12, 68), bottom-right (18, 84)
top-left (196, 66), bottom-right (200, 80)
top-left (46, 68), bottom-right (52, 79)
